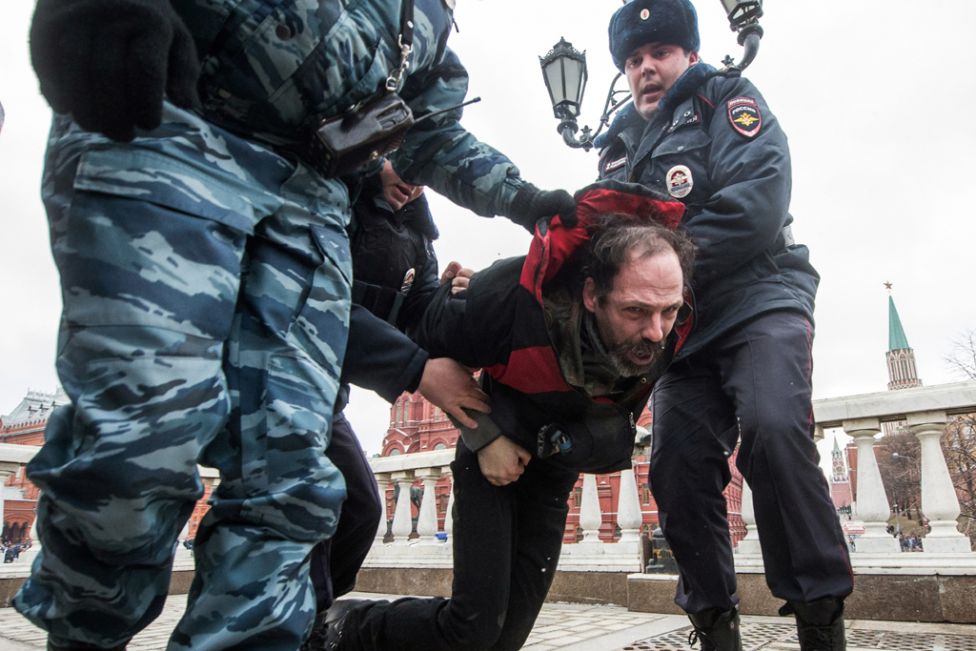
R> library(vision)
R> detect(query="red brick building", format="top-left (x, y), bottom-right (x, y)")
top-left (1, 390), bottom-right (66, 543)
top-left (1, 389), bottom-right (213, 544)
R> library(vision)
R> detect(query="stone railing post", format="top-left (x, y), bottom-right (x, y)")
top-left (444, 473), bottom-right (455, 538)
top-left (908, 411), bottom-right (971, 552)
top-left (616, 468), bottom-right (642, 544)
top-left (0, 462), bottom-right (17, 540)
top-left (844, 418), bottom-right (899, 552)
top-left (578, 474), bottom-right (602, 544)
top-left (390, 471), bottom-right (415, 543)
top-left (375, 473), bottom-right (390, 544)
top-left (735, 481), bottom-right (762, 555)
top-left (414, 467), bottom-right (442, 545)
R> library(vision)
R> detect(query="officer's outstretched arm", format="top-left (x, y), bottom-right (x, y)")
top-left (418, 358), bottom-right (489, 429)
top-left (392, 48), bottom-right (574, 229)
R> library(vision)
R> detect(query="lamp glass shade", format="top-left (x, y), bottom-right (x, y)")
top-left (720, 0), bottom-right (762, 27)
top-left (539, 38), bottom-right (587, 120)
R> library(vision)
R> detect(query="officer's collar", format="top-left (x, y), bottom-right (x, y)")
top-left (595, 62), bottom-right (718, 149)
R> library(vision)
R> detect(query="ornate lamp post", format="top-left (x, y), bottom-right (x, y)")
top-left (719, 0), bottom-right (765, 71)
top-left (539, 38), bottom-right (629, 151)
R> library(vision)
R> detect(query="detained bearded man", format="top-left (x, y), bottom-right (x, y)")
top-left (306, 181), bottom-right (695, 651)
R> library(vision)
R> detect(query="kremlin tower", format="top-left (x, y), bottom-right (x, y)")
top-left (885, 283), bottom-right (922, 390)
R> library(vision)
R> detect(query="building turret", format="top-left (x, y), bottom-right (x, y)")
top-left (885, 284), bottom-right (921, 390)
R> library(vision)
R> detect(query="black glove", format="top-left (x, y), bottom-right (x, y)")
top-left (30, 0), bottom-right (201, 142)
top-left (508, 183), bottom-right (578, 233)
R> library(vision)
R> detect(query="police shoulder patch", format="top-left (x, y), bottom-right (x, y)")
top-left (727, 96), bottom-right (762, 138)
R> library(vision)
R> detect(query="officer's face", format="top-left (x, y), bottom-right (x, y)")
top-left (583, 249), bottom-right (684, 376)
top-left (624, 42), bottom-right (699, 120)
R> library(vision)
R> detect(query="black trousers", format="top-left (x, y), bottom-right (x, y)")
top-left (338, 440), bottom-right (580, 651)
top-left (650, 311), bottom-right (852, 614)
top-left (310, 413), bottom-right (382, 610)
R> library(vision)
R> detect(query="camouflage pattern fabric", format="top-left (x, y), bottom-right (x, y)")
top-left (17, 0), bottom-right (537, 647)
top-left (14, 103), bottom-right (351, 650)
top-left (175, 0), bottom-right (526, 216)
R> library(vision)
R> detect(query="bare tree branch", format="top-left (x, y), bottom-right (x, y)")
top-left (945, 328), bottom-right (976, 380)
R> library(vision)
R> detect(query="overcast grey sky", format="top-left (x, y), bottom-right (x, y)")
top-left (2, 1), bottom-right (975, 458)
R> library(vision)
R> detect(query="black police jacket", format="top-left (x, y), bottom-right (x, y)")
top-left (340, 193), bottom-right (440, 405)
top-left (596, 64), bottom-right (819, 359)
top-left (415, 183), bottom-right (689, 474)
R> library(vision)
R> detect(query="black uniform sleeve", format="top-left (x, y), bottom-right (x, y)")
top-left (342, 304), bottom-right (429, 403)
top-left (451, 410), bottom-right (503, 453)
top-left (685, 76), bottom-right (793, 286)
top-left (415, 257), bottom-right (521, 368)
top-left (415, 257), bottom-right (525, 452)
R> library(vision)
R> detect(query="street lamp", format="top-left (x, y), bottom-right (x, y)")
top-left (538, 37), bottom-right (629, 151)
top-left (719, 0), bottom-right (764, 71)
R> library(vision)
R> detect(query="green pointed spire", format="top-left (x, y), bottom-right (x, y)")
top-left (888, 295), bottom-right (910, 351)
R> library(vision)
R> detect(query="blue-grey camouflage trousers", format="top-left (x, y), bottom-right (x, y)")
top-left (14, 103), bottom-right (352, 650)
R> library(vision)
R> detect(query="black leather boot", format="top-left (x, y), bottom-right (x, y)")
top-left (782, 597), bottom-right (846, 650)
top-left (687, 606), bottom-right (742, 651)
top-left (302, 598), bottom-right (376, 651)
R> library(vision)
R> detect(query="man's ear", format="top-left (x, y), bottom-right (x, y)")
top-left (582, 277), bottom-right (598, 313)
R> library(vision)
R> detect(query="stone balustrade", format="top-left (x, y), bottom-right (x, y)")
top-left (735, 381), bottom-right (976, 574)
top-left (364, 449), bottom-right (645, 573)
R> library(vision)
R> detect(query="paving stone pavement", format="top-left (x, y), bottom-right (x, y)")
top-left (2, 593), bottom-right (975, 650)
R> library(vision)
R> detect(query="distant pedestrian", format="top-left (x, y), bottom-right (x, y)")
top-left (4, 544), bottom-right (22, 563)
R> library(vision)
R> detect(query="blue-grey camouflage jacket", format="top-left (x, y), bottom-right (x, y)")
top-left (172, 0), bottom-right (525, 217)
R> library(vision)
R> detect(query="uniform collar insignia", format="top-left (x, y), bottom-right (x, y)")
top-left (604, 157), bottom-right (627, 172)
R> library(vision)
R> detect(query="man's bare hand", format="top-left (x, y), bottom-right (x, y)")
top-left (440, 260), bottom-right (463, 285)
top-left (418, 357), bottom-right (489, 429)
top-left (477, 437), bottom-right (531, 486)
top-left (441, 262), bottom-right (473, 295)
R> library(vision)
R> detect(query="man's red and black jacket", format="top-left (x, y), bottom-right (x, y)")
top-left (415, 181), bottom-right (690, 474)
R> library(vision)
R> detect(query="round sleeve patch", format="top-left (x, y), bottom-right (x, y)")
top-left (727, 96), bottom-right (762, 138)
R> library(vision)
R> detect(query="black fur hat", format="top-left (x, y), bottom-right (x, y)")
top-left (609, 0), bottom-right (700, 71)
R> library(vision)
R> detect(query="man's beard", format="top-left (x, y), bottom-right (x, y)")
top-left (606, 338), bottom-right (665, 377)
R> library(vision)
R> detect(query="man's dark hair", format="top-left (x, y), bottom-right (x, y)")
top-left (583, 214), bottom-right (695, 300)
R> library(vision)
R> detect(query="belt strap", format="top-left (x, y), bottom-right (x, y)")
top-left (353, 280), bottom-right (406, 325)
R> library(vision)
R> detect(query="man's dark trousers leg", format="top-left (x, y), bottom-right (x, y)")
top-left (335, 441), bottom-right (578, 651)
top-left (650, 311), bottom-right (852, 614)
top-left (310, 413), bottom-right (382, 610)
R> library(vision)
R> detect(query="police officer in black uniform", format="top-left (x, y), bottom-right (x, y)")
top-left (597, 2), bottom-right (852, 649)
top-left (306, 161), bottom-right (489, 647)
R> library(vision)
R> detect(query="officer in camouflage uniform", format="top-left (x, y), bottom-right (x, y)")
top-left (17, 1), bottom-right (575, 649)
